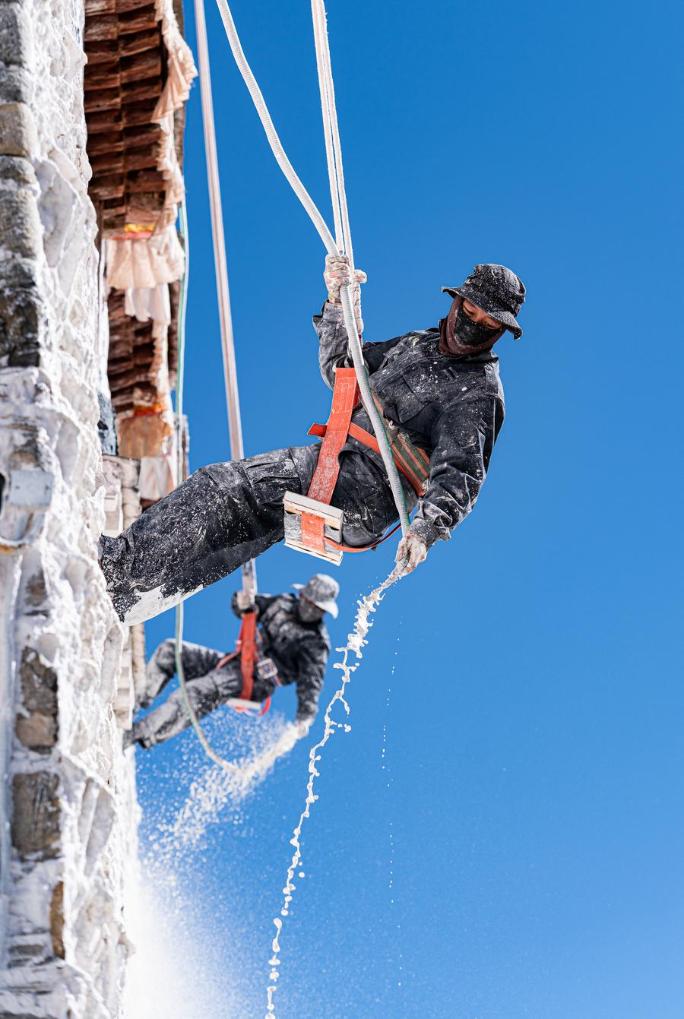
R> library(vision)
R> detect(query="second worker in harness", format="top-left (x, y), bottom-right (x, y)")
top-left (101, 261), bottom-right (526, 624)
top-left (125, 574), bottom-right (338, 750)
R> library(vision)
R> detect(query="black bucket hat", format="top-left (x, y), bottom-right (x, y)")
top-left (442, 263), bottom-right (526, 339)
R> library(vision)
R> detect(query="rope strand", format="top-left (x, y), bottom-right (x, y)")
top-left (311, 0), bottom-right (354, 263)
top-left (175, 201), bottom-right (240, 771)
top-left (195, 0), bottom-right (256, 599)
top-left (213, 0), bottom-right (410, 536)
top-left (311, 0), bottom-right (345, 251)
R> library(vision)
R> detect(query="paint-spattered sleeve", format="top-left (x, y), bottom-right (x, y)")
top-left (411, 396), bottom-right (499, 548)
top-left (313, 301), bottom-right (350, 390)
top-left (254, 594), bottom-right (277, 616)
top-left (313, 302), bottom-right (403, 389)
top-left (294, 634), bottom-right (329, 722)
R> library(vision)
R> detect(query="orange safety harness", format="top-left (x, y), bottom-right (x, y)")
top-left (217, 610), bottom-right (272, 716)
top-left (289, 366), bottom-right (430, 560)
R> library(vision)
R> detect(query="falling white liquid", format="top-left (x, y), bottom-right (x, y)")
top-left (137, 710), bottom-right (304, 916)
top-left (171, 714), bottom-right (301, 849)
top-left (127, 708), bottom-right (302, 1018)
top-left (383, 649), bottom-right (404, 994)
top-left (265, 567), bottom-right (402, 1018)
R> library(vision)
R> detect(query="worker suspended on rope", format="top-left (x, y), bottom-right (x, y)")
top-left (99, 261), bottom-right (525, 625)
top-left (124, 574), bottom-right (338, 750)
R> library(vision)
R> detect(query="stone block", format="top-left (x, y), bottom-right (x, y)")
top-left (0, 186), bottom-right (40, 257)
top-left (0, 64), bottom-right (30, 104)
top-left (22, 569), bottom-right (48, 611)
top-left (0, 254), bottom-right (39, 290)
top-left (0, 4), bottom-right (29, 70)
top-left (98, 391), bottom-right (117, 456)
top-left (16, 712), bottom-right (57, 751)
top-left (11, 771), bottom-right (60, 859)
top-left (0, 284), bottom-right (42, 367)
top-left (0, 103), bottom-right (37, 158)
top-left (50, 882), bottom-right (65, 959)
top-left (0, 153), bottom-right (35, 189)
top-left (19, 647), bottom-right (57, 710)
top-left (7, 940), bottom-right (45, 966)
top-left (0, 157), bottom-right (43, 365)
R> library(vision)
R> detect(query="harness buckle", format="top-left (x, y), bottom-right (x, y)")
top-left (283, 491), bottom-right (344, 565)
top-left (226, 697), bottom-right (262, 713)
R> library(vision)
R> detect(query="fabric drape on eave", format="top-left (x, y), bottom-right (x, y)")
top-left (84, 0), bottom-right (196, 496)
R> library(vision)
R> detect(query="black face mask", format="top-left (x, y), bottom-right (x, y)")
top-left (454, 309), bottom-right (502, 348)
top-left (297, 596), bottom-right (324, 623)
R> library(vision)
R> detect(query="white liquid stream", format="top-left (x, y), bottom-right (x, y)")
top-left (265, 568), bottom-right (401, 1017)
top-left (170, 716), bottom-right (301, 848)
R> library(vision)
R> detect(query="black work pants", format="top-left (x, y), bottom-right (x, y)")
top-left (100, 444), bottom-right (409, 624)
top-left (129, 638), bottom-right (243, 748)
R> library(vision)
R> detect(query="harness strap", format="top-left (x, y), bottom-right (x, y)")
top-left (370, 392), bottom-right (430, 495)
top-left (308, 420), bottom-right (429, 497)
top-left (237, 610), bottom-right (257, 701)
top-left (300, 367), bottom-right (359, 555)
top-left (299, 366), bottom-right (430, 557)
top-left (216, 610), bottom-right (272, 715)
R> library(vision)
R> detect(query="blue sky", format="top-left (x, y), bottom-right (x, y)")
top-left (137, 1), bottom-right (684, 1016)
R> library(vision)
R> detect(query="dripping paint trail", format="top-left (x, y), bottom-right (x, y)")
top-left (265, 567), bottom-right (403, 1018)
top-left (383, 648), bottom-right (405, 999)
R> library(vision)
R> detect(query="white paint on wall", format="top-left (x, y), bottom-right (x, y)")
top-left (0, 0), bottom-right (142, 1014)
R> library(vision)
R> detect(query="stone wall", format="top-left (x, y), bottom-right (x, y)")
top-left (0, 1), bottom-right (137, 1015)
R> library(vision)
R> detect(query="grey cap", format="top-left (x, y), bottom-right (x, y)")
top-left (293, 573), bottom-right (340, 618)
top-left (443, 263), bottom-right (526, 339)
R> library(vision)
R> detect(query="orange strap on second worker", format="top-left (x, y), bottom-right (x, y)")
top-left (216, 609), bottom-right (271, 715)
top-left (237, 610), bottom-right (258, 701)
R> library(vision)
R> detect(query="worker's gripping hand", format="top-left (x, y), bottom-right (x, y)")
top-left (324, 254), bottom-right (367, 334)
top-left (395, 530), bottom-right (428, 576)
top-left (323, 254), bottom-right (367, 300)
top-left (232, 589), bottom-right (256, 616)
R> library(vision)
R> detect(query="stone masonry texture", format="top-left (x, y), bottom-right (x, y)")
top-left (0, 2), bottom-right (138, 1016)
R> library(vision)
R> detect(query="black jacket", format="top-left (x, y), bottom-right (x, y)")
top-left (233, 593), bottom-right (330, 721)
top-left (314, 302), bottom-right (505, 547)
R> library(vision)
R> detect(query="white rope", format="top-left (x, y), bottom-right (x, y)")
top-left (309, 0), bottom-right (410, 533)
top-left (195, 0), bottom-right (256, 599)
top-left (311, 0), bottom-right (353, 263)
top-left (175, 201), bottom-right (240, 771)
top-left (212, 0), bottom-right (410, 536)
top-left (311, 1), bottom-right (345, 252)
top-left (213, 0), bottom-right (335, 252)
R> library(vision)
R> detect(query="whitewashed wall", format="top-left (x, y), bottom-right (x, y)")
top-left (0, 1), bottom-right (138, 1015)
